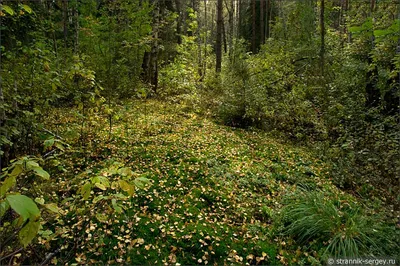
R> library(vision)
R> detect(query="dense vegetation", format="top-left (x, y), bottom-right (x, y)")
top-left (1, 0), bottom-right (399, 265)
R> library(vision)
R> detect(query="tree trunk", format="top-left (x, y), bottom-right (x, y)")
top-left (175, 0), bottom-right (182, 44)
top-left (63, 0), bottom-right (68, 49)
top-left (194, 0), bottom-right (202, 78)
top-left (225, 0), bottom-right (234, 55)
top-left (260, 0), bottom-right (265, 45)
top-left (222, 18), bottom-right (227, 53)
top-left (237, 0), bottom-right (241, 39)
top-left (320, 0), bottom-right (325, 75)
top-left (141, 1), bottom-right (160, 93)
top-left (252, 0), bottom-right (256, 53)
top-left (74, 2), bottom-right (79, 54)
top-left (202, 0), bottom-right (207, 79)
top-left (365, 0), bottom-right (379, 109)
top-left (216, 0), bottom-right (223, 72)
top-left (151, 2), bottom-right (160, 93)
top-left (266, 0), bottom-right (270, 39)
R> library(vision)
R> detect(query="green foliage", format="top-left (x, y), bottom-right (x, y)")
top-left (282, 190), bottom-right (399, 259)
top-left (80, 0), bottom-right (153, 98)
top-left (0, 156), bottom-right (56, 250)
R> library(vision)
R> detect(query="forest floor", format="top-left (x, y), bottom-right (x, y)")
top-left (39, 100), bottom-right (390, 265)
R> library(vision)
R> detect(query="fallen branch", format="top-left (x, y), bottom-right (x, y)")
top-left (39, 248), bottom-right (61, 266)
top-left (0, 248), bottom-right (23, 262)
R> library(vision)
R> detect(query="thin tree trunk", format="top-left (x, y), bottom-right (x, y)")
top-left (202, 0), bottom-right (207, 79)
top-left (151, 2), bottom-right (160, 93)
top-left (266, 0), bottom-right (270, 39)
top-left (320, 0), bottom-right (325, 76)
top-left (216, 0), bottom-right (223, 72)
top-left (175, 0), bottom-right (182, 44)
top-left (225, 0), bottom-right (234, 55)
top-left (252, 0), bottom-right (256, 53)
top-left (63, 0), bottom-right (68, 49)
top-left (222, 18), bottom-right (227, 53)
top-left (260, 0), bottom-right (265, 45)
top-left (194, 0), bottom-right (202, 78)
top-left (74, 2), bottom-right (79, 54)
top-left (237, 0), bottom-right (241, 39)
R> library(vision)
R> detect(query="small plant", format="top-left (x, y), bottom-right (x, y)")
top-left (0, 156), bottom-right (58, 250)
top-left (281, 190), bottom-right (398, 258)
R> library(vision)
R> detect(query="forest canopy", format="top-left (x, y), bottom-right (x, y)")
top-left (0, 0), bottom-right (399, 265)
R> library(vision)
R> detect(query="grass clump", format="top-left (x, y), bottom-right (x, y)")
top-left (282, 189), bottom-right (399, 259)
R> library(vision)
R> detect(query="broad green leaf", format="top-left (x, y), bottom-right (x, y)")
top-left (39, 229), bottom-right (53, 237)
top-left (0, 200), bottom-right (10, 217)
top-left (55, 142), bottom-right (65, 151)
top-left (21, 4), bottom-right (32, 14)
top-left (80, 182), bottom-right (92, 200)
top-left (91, 176), bottom-right (109, 190)
top-left (0, 175), bottom-right (16, 197)
top-left (98, 176), bottom-right (110, 187)
top-left (9, 164), bottom-right (23, 177)
top-left (2, 5), bottom-right (15, 16)
top-left (136, 177), bottom-right (151, 184)
top-left (35, 198), bottom-right (45, 205)
top-left (32, 167), bottom-right (50, 180)
top-left (6, 194), bottom-right (40, 220)
top-left (19, 220), bottom-right (40, 247)
top-left (44, 139), bottom-right (55, 150)
top-left (111, 199), bottom-right (122, 213)
top-left (26, 160), bottom-right (39, 169)
top-left (133, 177), bottom-right (150, 189)
top-left (93, 195), bottom-right (108, 203)
top-left (44, 203), bottom-right (60, 213)
top-left (94, 182), bottom-right (106, 190)
top-left (117, 167), bottom-right (133, 176)
top-left (119, 180), bottom-right (135, 196)
top-left (113, 193), bottom-right (128, 200)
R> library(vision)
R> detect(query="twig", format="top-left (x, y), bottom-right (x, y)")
top-left (41, 128), bottom-right (65, 141)
top-left (39, 248), bottom-right (61, 266)
top-left (43, 149), bottom-right (57, 159)
top-left (0, 248), bottom-right (23, 262)
top-left (0, 219), bottom-right (30, 252)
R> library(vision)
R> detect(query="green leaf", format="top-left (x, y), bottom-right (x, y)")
top-left (6, 194), bottom-right (40, 220)
top-left (21, 4), bottom-right (32, 14)
top-left (117, 167), bottom-right (133, 176)
top-left (32, 167), bottom-right (50, 180)
top-left (119, 180), bottom-right (135, 196)
top-left (55, 142), bottom-right (65, 151)
top-left (0, 200), bottom-right (10, 218)
top-left (111, 199), bottom-right (122, 213)
top-left (80, 182), bottom-right (91, 200)
top-left (133, 177), bottom-right (150, 189)
top-left (93, 195), bottom-right (108, 203)
top-left (2, 5), bottom-right (15, 16)
top-left (9, 164), bottom-right (23, 177)
top-left (44, 139), bottom-right (55, 150)
top-left (94, 183), bottom-right (107, 190)
top-left (34, 197), bottom-right (45, 205)
top-left (93, 176), bottom-right (110, 187)
top-left (0, 175), bottom-right (16, 197)
top-left (26, 160), bottom-right (39, 169)
top-left (19, 220), bottom-right (40, 247)
top-left (44, 203), bottom-right (60, 214)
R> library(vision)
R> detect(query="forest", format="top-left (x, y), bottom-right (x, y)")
top-left (0, 0), bottom-right (399, 265)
